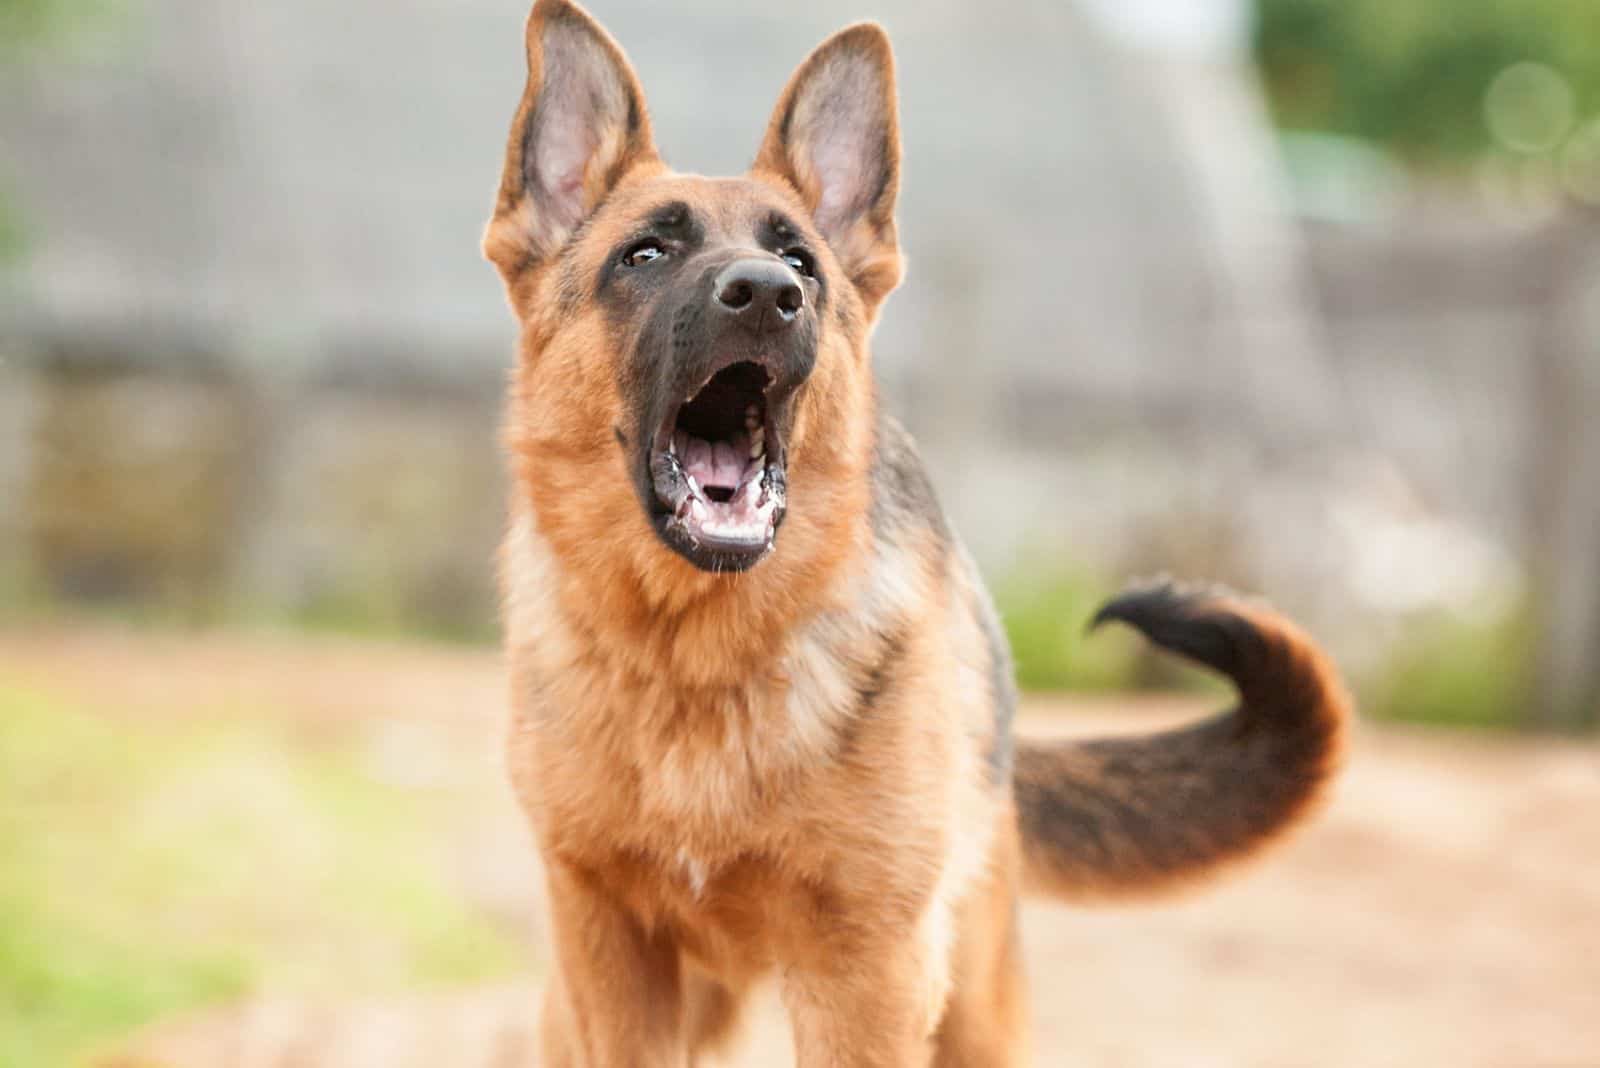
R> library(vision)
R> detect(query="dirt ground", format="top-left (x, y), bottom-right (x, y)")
top-left (6, 626), bottom-right (1597, 1067)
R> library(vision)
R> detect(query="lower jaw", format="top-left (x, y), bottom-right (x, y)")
top-left (650, 464), bottom-right (787, 571)
top-left (653, 515), bottom-right (779, 573)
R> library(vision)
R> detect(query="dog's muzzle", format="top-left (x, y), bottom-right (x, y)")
top-left (645, 256), bottom-right (812, 571)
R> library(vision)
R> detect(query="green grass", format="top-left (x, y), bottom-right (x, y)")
top-left (1000, 566), bottom-right (1539, 728)
top-left (1364, 603), bottom-right (1533, 730)
top-left (0, 682), bottom-right (524, 1068)
top-left (993, 565), bottom-right (1143, 692)
top-left (993, 563), bottom-right (1284, 699)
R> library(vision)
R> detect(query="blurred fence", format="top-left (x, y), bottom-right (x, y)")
top-left (1305, 207), bottom-right (1600, 730)
top-left (5, 207), bottom-right (1598, 724)
top-left (1, 0), bottom-right (1597, 727)
top-left (0, 355), bottom-right (503, 637)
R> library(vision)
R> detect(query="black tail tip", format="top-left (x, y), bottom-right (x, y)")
top-left (1088, 578), bottom-right (1262, 678)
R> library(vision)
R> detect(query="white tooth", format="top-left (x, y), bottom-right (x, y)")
top-left (667, 436), bottom-right (676, 455)
top-left (750, 437), bottom-right (765, 458)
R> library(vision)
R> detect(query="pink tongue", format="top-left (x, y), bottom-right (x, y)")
top-left (684, 436), bottom-right (711, 480)
top-left (712, 442), bottom-right (744, 487)
top-left (680, 433), bottom-right (749, 490)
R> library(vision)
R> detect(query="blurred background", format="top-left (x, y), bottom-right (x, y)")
top-left (2, 1), bottom-right (1596, 1065)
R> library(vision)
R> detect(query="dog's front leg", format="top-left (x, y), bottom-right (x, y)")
top-left (783, 938), bottom-right (940, 1068)
top-left (539, 859), bottom-right (687, 1068)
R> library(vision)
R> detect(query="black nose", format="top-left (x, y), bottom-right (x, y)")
top-left (713, 258), bottom-right (804, 331)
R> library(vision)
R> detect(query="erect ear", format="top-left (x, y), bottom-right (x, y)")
top-left (753, 23), bottom-right (902, 314)
top-left (484, 0), bottom-right (659, 277)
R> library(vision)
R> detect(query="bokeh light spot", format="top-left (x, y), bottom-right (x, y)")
top-left (1484, 62), bottom-right (1575, 154)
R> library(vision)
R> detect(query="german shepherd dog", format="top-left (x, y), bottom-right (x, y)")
top-left (482, 2), bottom-right (1350, 1063)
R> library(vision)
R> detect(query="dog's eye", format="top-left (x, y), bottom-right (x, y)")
top-left (622, 240), bottom-right (666, 267)
top-left (780, 248), bottom-right (815, 278)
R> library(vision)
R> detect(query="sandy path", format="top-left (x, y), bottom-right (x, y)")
top-left (5, 626), bottom-right (1596, 1067)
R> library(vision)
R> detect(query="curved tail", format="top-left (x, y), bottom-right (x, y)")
top-left (1013, 581), bottom-right (1351, 902)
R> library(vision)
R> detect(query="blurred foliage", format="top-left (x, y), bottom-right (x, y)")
top-left (1253, 0), bottom-right (1600, 163)
top-left (0, 0), bottom-right (62, 52)
top-left (1, 0), bottom-right (123, 265)
top-left (1364, 602), bottom-right (1533, 729)
top-left (0, 183), bottom-right (25, 264)
top-left (994, 557), bottom-right (1545, 731)
top-left (0, 682), bottom-right (524, 1067)
top-left (0, 0), bottom-right (117, 57)
top-left (993, 564), bottom-right (1142, 693)
top-left (995, 564), bottom-right (1252, 697)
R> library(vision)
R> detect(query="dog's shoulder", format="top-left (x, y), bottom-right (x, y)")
top-left (869, 411), bottom-right (951, 547)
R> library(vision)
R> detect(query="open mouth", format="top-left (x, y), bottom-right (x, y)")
top-left (649, 360), bottom-right (787, 567)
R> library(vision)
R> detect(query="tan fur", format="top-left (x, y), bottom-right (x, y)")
top-left (482, 3), bottom-right (1350, 1065)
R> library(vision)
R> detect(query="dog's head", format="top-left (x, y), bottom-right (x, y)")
top-left (485, 0), bottom-right (900, 589)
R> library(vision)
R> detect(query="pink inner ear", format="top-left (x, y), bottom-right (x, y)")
top-left (811, 126), bottom-right (875, 235)
top-left (534, 105), bottom-right (599, 236)
top-left (790, 54), bottom-right (886, 238)
top-left (525, 17), bottom-right (631, 243)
